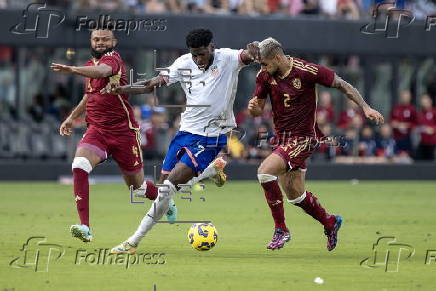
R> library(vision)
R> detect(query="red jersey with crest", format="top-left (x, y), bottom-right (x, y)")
top-left (84, 50), bottom-right (138, 132)
top-left (390, 104), bottom-right (417, 139)
top-left (254, 57), bottom-right (335, 139)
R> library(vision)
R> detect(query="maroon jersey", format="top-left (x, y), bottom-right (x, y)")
top-left (316, 105), bottom-right (335, 123)
top-left (417, 108), bottom-right (436, 145)
top-left (337, 108), bottom-right (364, 129)
top-left (390, 104), bottom-right (417, 139)
top-left (84, 50), bottom-right (139, 132)
top-left (254, 57), bottom-right (335, 139)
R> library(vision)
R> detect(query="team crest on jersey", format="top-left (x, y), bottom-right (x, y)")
top-left (210, 65), bottom-right (219, 77)
top-left (292, 78), bottom-right (302, 89)
top-left (270, 79), bottom-right (277, 86)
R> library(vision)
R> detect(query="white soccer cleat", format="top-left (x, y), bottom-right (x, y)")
top-left (111, 240), bottom-right (137, 254)
top-left (209, 157), bottom-right (227, 187)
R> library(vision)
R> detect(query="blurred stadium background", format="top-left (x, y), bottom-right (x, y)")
top-left (0, 0), bottom-right (435, 180)
top-left (1, 2), bottom-right (436, 291)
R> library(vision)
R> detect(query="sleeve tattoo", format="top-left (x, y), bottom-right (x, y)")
top-left (331, 74), bottom-right (369, 109)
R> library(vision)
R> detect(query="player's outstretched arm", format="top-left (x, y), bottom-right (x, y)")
top-left (51, 63), bottom-right (112, 79)
top-left (248, 96), bottom-right (266, 117)
top-left (59, 94), bottom-right (88, 136)
top-left (101, 75), bottom-right (166, 95)
top-left (331, 73), bottom-right (384, 125)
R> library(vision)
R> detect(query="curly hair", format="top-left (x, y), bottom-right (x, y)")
top-left (186, 28), bottom-right (213, 48)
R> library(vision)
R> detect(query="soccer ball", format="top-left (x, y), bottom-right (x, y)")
top-left (187, 223), bottom-right (218, 251)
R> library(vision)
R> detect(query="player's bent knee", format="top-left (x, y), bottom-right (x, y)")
top-left (72, 157), bottom-right (93, 173)
top-left (257, 174), bottom-right (277, 184)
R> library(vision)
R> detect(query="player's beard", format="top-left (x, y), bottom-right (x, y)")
top-left (91, 47), bottom-right (114, 59)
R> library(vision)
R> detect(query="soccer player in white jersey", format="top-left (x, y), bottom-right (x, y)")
top-left (106, 28), bottom-right (259, 254)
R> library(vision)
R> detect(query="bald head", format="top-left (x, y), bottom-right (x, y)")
top-left (259, 37), bottom-right (284, 59)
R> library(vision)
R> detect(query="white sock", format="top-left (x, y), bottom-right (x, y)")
top-left (128, 180), bottom-right (176, 246)
top-left (187, 163), bottom-right (217, 185)
top-left (131, 181), bottom-right (147, 197)
top-left (287, 191), bottom-right (307, 204)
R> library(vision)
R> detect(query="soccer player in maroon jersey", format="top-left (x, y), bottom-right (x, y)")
top-left (50, 29), bottom-right (164, 242)
top-left (390, 90), bottom-right (417, 155)
top-left (248, 38), bottom-right (384, 251)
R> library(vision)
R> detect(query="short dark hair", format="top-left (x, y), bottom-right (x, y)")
top-left (186, 28), bottom-right (213, 48)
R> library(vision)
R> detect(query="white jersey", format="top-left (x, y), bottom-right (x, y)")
top-left (162, 48), bottom-right (244, 136)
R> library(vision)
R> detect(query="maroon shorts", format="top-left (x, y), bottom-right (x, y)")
top-left (272, 137), bottom-right (315, 171)
top-left (78, 125), bottom-right (143, 175)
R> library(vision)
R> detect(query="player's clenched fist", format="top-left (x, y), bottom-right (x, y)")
top-left (59, 117), bottom-right (73, 136)
top-left (248, 96), bottom-right (262, 117)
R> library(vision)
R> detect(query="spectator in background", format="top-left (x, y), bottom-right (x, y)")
top-left (301, 0), bottom-right (320, 14)
top-left (337, 99), bottom-right (364, 130)
top-left (184, 0), bottom-right (215, 13)
top-left (145, 0), bottom-right (167, 13)
top-left (246, 123), bottom-right (272, 160)
top-left (427, 73), bottom-right (436, 105)
top-left (28, 93), bottom-right (45, 123)
top-left (316, 91), bottom-right (335, 124)
top-left (376, 124), bottom-right (396, 159)
top-left (337, 0), bottom-right (360, 19)
top-left (134, 106), bottom-right (156, 160)
top-left (340, 128), bottom-right (357, 156)
top-left (416, 94), bottom-right (436, 161)
top-left (312, 123), bottom-right (336, 161)
top-left (411, 0), bottom-right (436, 20)
top-left (281, 0), bottom-right (304, 15)
top-left (390, 90), bottom-right (416, 156)
top-left (319, 0), bottom-right (337, 17)
top-left (358, 125), bottom-right (376, 157)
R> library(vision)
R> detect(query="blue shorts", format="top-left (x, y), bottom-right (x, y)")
top-left (161, 131), bottom-right (227, 175)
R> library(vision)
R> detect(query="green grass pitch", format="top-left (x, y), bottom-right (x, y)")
top-left (1, 180), bottom-right (435, 291)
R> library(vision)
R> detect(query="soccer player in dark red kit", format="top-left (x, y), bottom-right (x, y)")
top-left (248, 38), bottom-right (384, 250)
top-left (50, 29), bottom-right (170, 242)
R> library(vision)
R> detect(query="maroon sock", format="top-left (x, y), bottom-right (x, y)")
top-left (73, 168), bottom-right (89, 227)
top-left (261, 180), bottom-right (288, 232)
top-left (144, 180), bottom-right (158, 200)
top-left (295, 191), bottom-right (335, 230)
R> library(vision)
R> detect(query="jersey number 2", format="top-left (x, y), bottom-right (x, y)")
top-left (283, 94), bottom-right (291, 107)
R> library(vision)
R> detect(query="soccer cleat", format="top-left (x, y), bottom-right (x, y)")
top-left (166, 198), bottom-right (177, 223)
top-left (111, 240), bottom-right (137, 254)
top-left (209, 157), bottom-right (227, 187)
top-left (266, 228), bottom-right (291, 250)
top-left (324, 215), bottom-right (343, 251)
top-left (70, 224), bottom-right (93, 243)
